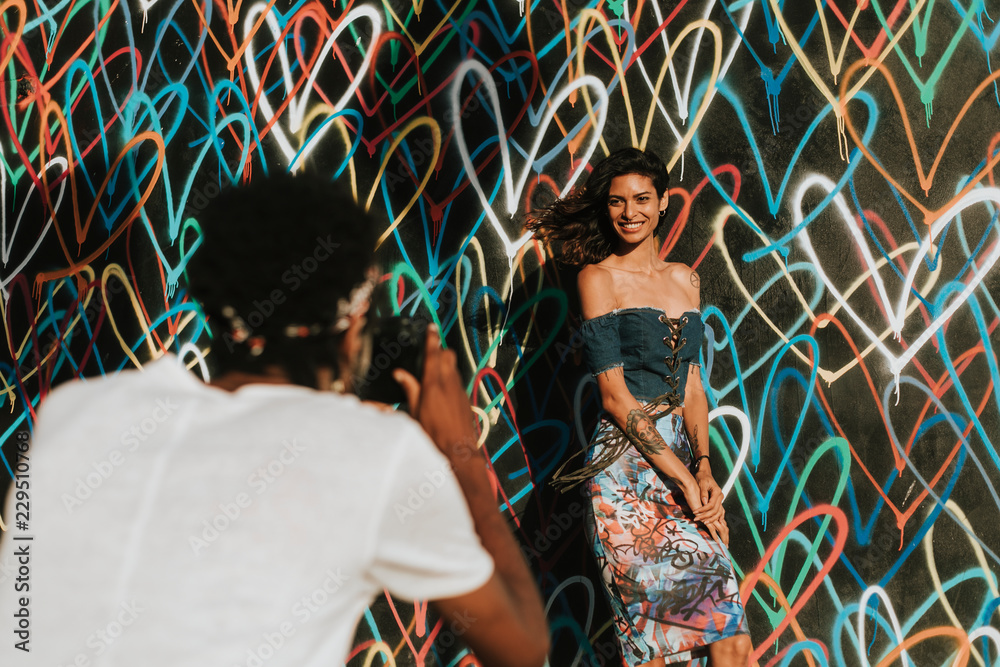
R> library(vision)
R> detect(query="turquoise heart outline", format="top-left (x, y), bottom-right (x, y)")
top-left (691, 81), bottom-right (878, 262)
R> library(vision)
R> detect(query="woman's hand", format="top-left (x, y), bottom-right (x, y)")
top-left (694, 467), bottom-right (725, 526)
top-left (680, 467), bottom-right (727, 546)
top-left (678, 478), bottom-right (727, 547)
top-left (705, 517), bottom-right (729, 547)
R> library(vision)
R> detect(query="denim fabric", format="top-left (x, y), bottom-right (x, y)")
top-left (579, 308), bottom-right (704, 403)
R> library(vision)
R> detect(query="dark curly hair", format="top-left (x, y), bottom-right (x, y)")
top-left (185, 171), bottom-right (378, 387)
top-left (524, 148), bottom-right (669, 266)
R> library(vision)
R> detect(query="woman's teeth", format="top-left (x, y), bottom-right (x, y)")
top-left (621, 221), bottom-right (643, 230)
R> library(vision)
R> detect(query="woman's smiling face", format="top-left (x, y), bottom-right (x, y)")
top-left (606, 173), bottom-right (668, 248)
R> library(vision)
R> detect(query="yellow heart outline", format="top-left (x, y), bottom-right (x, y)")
top-left (35, 103), bottom-right (164, 285)
top-left (767, 0), bottom-right (928, 159)
top-left (840, 57), bottom-right (1000, 225)
top-left (573, 14), bottom-right (722, 172)
top-left (364, 116), bottom-right (441, 249)
top-left (297, 104), bottom-right (362, 182)
top-left (382, 0), bottom-right (464, 58)
top-left (456, 237), bottom-right (547, 423)
top-left (101, 263), bottom-right (180, 369)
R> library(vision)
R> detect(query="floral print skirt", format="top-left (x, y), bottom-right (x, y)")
top-left (584, 413), bottom-right (748, 665)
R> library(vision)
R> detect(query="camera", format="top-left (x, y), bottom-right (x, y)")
top-left (354, 316), bottom-right (428, 404)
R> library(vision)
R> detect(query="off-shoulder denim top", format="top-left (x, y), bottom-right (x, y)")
top-left (579, 307), bottom-right (704, 404)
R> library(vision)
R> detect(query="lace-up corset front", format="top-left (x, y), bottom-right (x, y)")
top-left (578, 307), bottom-right (704, 405)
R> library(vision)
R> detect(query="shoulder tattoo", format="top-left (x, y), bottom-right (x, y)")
top-left (689, 270), bottom-right (700, 288)
top-left (625, 409), bottom-right (667, 456)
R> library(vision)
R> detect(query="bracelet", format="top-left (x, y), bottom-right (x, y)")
top-left (694, 455), bottom-right (710, 470)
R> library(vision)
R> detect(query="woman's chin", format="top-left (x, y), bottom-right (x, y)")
top-left (615, 231), bottom-right (654, 249)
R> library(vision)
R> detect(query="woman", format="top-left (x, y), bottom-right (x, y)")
top-left (527, 148), bottom-right (752, 666)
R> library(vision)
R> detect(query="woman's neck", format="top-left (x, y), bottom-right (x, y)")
top-left (608, 235), bottom-right (662, 271)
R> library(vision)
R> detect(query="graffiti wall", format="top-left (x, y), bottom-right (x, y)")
top-left (2, 0), bottom-right (999, 665)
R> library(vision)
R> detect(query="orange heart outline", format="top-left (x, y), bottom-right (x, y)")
top-left (0, 267), bottom-right (95, 408)
top-left (34, 101), bottom-right (164, 286)
top-left (741, 504), bottom-right (848, 664)
top-left (874, 627), bottom-right (971, 667)
top-left (37, 0), bottom-right (124, 97)
top-left (189, 0), bottom-right (279, 73)
top-left (747, 572), bottom-right (820, 667)
top-left (840, 57), bottom-right (1000, 225)
top-left (809, 314), bottom-right (998, 535)
top-left (572, 13), bottom-right (722, 172)
top-left (0, 0), bottom-right (25, 74)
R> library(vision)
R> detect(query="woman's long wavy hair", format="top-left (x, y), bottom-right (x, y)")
top-left (525, 148), bottom-right (670, 266)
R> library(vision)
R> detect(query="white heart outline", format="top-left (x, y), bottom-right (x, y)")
top-left (705, 200), bottom-right (942, 392)
top-left (544, 575), bottom-right (596, 667)
top-left (968, 626), bottom-right (1000, 660)
top-left (709, 405), bottom-right (751, 500)
top-left (177, 342), bottom-right (210, 381)
top-left (451, 59), bottom-right (608, 261)
top-left (243, 3), bottom-right (381, 169)
top-left (1, 155), bottom-right (68, 297)
top-left (632, 0), bottom-right (753, 159)
top-left (795, 175), bottom-right (1000, 385)
top-left (856, 585), bottom-right (912, 667)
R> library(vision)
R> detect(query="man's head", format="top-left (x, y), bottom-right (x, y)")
top-left (186, 172), bottom-right (378, 388)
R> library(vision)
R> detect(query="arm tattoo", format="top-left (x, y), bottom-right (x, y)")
top-left (691, 425), bottom-right (699, 450)
top-left (689, 270), bottom-right (701, 288)
top-left (625, 409), bottom-right (667, 456)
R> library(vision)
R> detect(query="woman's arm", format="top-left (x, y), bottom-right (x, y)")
top-left (595, 371), bottom-right (698, 489)
top-left (681, 367), bottom-right (727, 539)
top-left (672, 264), bottom-right (728, 543)
top-left (594, 369), bottom-right (722, 539)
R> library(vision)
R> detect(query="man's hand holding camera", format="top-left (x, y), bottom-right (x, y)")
top-left (390, 324), bottom-right (550, 667)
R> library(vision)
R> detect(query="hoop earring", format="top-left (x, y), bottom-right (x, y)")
top-left (659, 209), bottom-right (667, 217)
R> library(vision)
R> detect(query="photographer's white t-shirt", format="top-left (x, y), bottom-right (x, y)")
top-left (0, 355), bottom-right (493, 666)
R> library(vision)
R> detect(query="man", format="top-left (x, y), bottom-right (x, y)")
top-left (0, 173), bottom-right (549, 666)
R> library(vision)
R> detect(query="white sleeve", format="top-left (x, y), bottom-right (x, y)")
top-left (368, 423), bottom-right (495, 601)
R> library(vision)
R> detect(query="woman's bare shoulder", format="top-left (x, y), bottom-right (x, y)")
top-left (577, 264), bottom-right (617, 319)
top-left (661, 261), bottom-right (700, 305)
top-left (578, 262), bottom-right (613, 286)
top-left (662, 262), bottom-right (698, 287)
